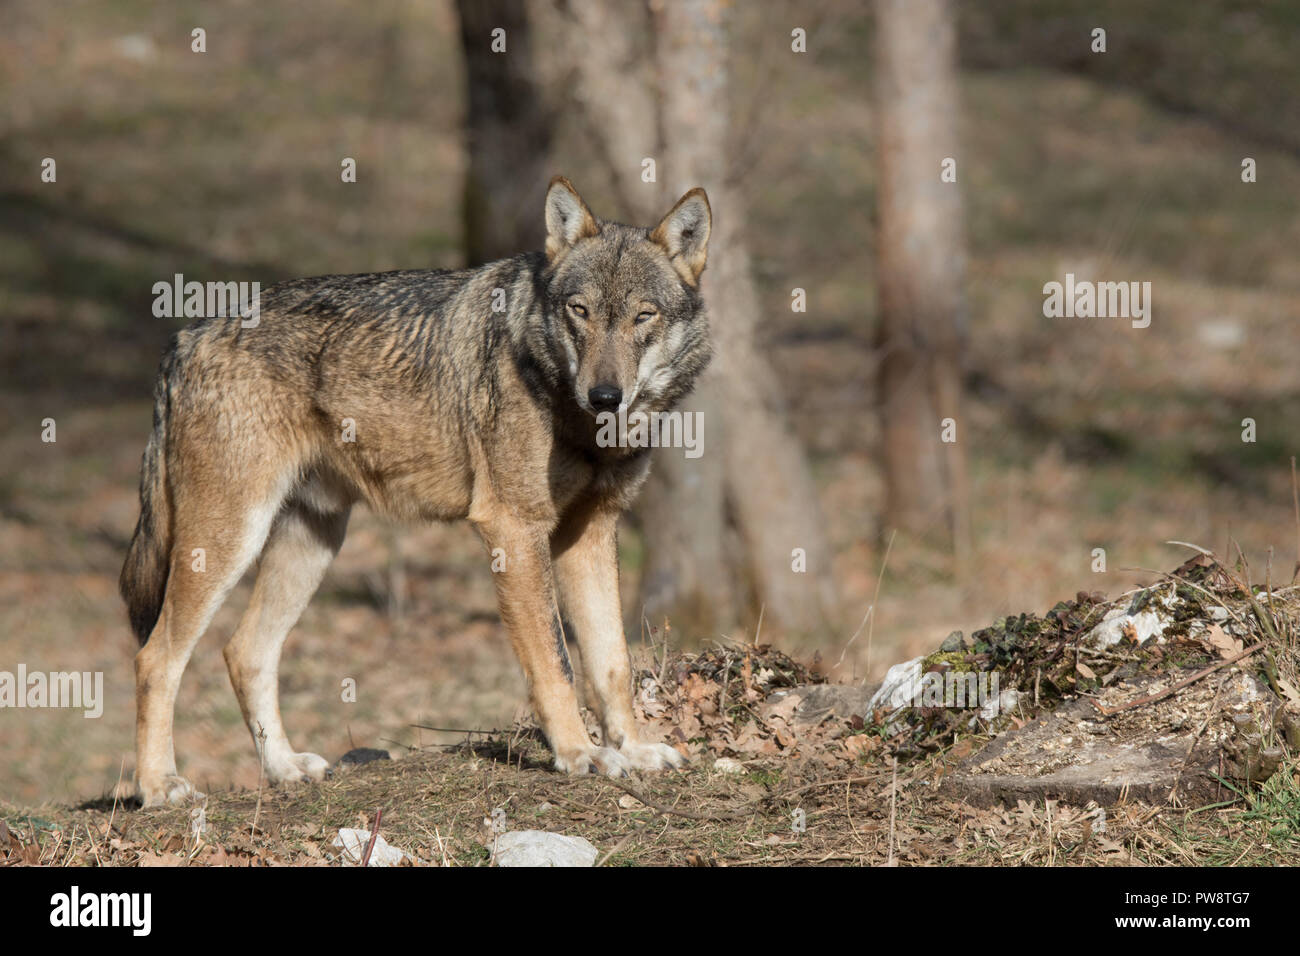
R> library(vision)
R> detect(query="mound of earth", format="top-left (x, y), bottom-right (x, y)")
top-left (642, 554), bottom-right (1297, 808)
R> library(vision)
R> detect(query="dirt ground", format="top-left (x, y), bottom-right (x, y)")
top-left (4, 561), bottom-right (1298, 867)
top-left (0, 745), bottom-right (1263, 867)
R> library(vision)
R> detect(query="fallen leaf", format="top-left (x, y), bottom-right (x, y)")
top-left (1276, 677), bottom-right (1300, 707)
top-left (949, 739), bottom-right (974, 760)
top-left (843, 735), bottom-right (875, 758)
top-left (1205, 624), bottom-right (1243, 659)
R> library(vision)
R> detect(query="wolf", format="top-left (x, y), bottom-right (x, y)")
top-left (119, 177), bottom-right (712, 807)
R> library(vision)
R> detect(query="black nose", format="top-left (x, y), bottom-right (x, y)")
top-left (588, 384), bottom-right (622, 410)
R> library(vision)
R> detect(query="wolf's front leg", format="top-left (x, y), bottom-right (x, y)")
top-left (477, 515), bottom-right (630, 777)
top-left (552, 506), bottom-right (687, 772)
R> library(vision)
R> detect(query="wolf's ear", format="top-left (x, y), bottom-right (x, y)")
top-left (545, 176), bottom-right (599, 260)
top-left (650, 187), bottom-right (711, 286)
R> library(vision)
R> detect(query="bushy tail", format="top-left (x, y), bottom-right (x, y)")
top-left (120, 348), bottom-right (177, 645)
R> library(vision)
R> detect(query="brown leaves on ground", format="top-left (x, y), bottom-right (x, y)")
top-left (632, 643), bottom-right (874, 771)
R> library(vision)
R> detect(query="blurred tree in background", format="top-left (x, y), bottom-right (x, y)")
top-left (874, 0), bottom-right (971, 559)
top-left (455, 0), bottom-right (550, 264)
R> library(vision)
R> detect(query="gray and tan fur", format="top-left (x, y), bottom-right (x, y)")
top-left (120, 177), bottom-right (712, 807)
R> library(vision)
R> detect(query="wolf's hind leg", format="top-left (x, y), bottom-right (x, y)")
top-left (135, 486), bottom-right (286, 807)
top-left (223, 500), bottom-right (349, 785)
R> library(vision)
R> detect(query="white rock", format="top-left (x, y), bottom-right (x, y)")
top-left (493, 831), bottom-right (599, 867)
top-left (979, 688), bottom-right (1022, 720)
top-left (1083, 607), bottom-right (1167, 649)
top-left (867, 655), bottom-right (925, 714)
top-left (332, 828), bottom-right (411, 867)
top-left (713, 757), bottom-right (745, 774)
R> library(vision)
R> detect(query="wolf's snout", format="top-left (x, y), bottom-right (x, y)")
top-left (588, 384), bottom-right (622, 411)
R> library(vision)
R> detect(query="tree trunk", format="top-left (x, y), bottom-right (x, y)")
top-left (455, 0), bottom-right (552, 264)
top-left (552, 0), bottom-right (838, 636)
top-left (874, 0), bottom-right (971, 559)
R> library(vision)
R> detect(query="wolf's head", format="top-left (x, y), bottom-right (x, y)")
top-left (540, 176), bottom-right (713, 421)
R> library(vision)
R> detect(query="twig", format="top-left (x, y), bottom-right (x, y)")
top-left (1090, 644), bottom-right (1264, 717)
top-left (863, 529), bottom-right (897, 681)
top-left (769, 775), bottom-right (879, 801)
top-left (108, 756), bottom-right (125, 836)
top-left (833, 605), bottom-right (873, 674)
top-left (886, 758), bottom-right (898, 867)
top-left (1291, 456), bottom-right (1300, 582)
top-left (410, 724), bottom-right (503, 736)
top-left (86, 823), bottom-right (103, 866)
top-left (433, 824), bottom-right (449, 868)
top-left (251, 724), bottom-right (267, 836)
top-left (1165, 540), bottom-right (1213, 556)
top-left (361, 809), bottom-right (383, 867)
top-left (595, 831), bottom-right (636, 867)
top-left (604, 779), bottom-right (744, 822)
top-left (1143, 564), bottom-right (1252, 633)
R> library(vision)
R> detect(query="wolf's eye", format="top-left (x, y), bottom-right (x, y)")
top-left (635, 311), bottom-right (656, 325)
top-left (568, 302), bottom-right (588, 318)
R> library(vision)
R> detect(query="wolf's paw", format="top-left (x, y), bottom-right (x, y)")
top-left (139, 774), bottom-right (205, 808)
top-left (554, 746), bottom-right (631, 778)
top-left (266, 751), bottom-right (331, 785)
top-left (619, 741), bottom-right (689, 772)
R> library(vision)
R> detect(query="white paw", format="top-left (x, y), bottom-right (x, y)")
top-left (265, 751), bottom-right (330, 785)
top-left (140, 774), bottom-right (205, 808)
top-left (554, 746), bottom-right (631, 778)
top-left (620, 741), bottom-right (689, 772)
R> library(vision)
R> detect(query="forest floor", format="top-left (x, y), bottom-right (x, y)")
top-left (4, 556), bottom-right (1297, 866)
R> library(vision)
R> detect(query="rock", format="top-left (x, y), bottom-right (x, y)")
top-left (492, 831), bottom-right (599, 867)
top-left (1083, 606), bottom-right (1167, 649)
top-left (941, 670), bottom-right (1277, 807)
top-left (977, 688), bottom-right (1022, 721)
top-left (713, 757), bottom-right (745, 774)
top-left (939, 630), bottom-right (964, 652)
top-left (941, 697), bottom-right (1209, 806)
top-left (768, 683), bottom-right (876, 728)
top-left (332, 828), bottom-right (411, 867)
top-left (867, 656), bottom-right (925, 715)
top-left (336, 747), bottom-right (391, 769)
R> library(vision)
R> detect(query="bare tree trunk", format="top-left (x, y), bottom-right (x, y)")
top-left (874, 0), bottom-right (971, 559)
top-left (456, 0), bottom-right (552, 264)
top-left (551, 0), bottom-right (838, 636)
top-left (653, 0), bottom-right (837, 636)
top-left (635, 4), bottom-right (733, 636)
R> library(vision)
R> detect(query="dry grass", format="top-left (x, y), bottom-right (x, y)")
top-left (4, 731), bottom-right (1294, 867)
